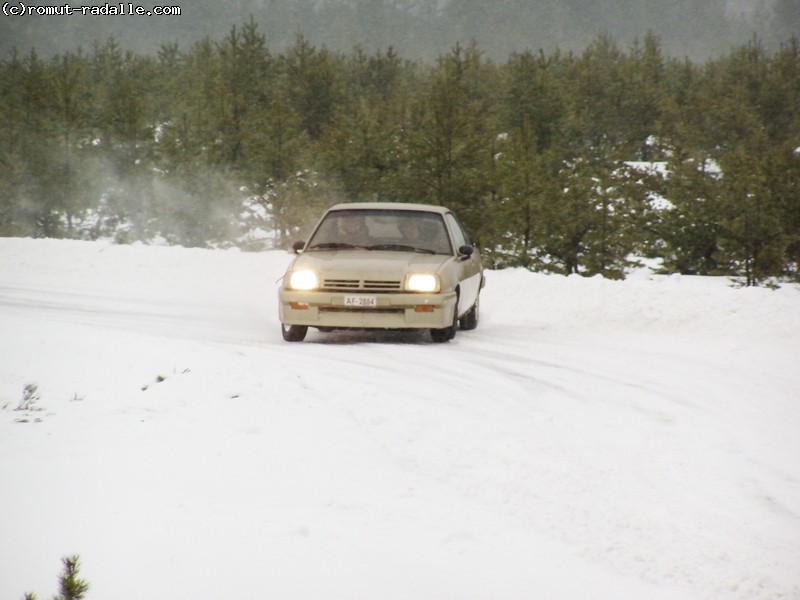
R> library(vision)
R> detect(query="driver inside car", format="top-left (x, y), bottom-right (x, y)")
top-left (336, 215), bottom-right (370, 246)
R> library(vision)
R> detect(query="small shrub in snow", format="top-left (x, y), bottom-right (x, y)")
top-left (16, 383), bottom-right (41, 412)
top-left (24, 555), bottom-right (90, 600)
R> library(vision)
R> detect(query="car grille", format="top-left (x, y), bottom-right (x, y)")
top-left (323, 278), bottom-right (402, 292)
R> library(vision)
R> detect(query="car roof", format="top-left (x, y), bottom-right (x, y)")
top-left (326, 202), bottom-right (451, 215)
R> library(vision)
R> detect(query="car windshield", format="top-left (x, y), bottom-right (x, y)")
top-left (306, 209), bottom-right (453, 255)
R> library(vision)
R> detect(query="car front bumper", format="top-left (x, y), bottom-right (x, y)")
top-left (278, 289), bottom-right (457, 330)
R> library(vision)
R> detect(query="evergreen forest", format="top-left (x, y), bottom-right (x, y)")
top-left (1, 20), bottom-right (799, 284)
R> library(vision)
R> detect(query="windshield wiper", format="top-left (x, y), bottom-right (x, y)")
top-left (308, 242), bottom-right (362, 250)
top-left (366, 244), bottom-right (436, 254)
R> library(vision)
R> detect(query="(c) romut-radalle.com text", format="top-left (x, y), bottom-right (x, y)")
top-left (2, 2), bottom-right (181, 16)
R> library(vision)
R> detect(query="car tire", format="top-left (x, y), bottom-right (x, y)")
top-left (431, 294), bottom-right (458, 343)
top-left (281, 324), bottom-right (308, 342)
top-left (459, 294), bottom-right (479, 330)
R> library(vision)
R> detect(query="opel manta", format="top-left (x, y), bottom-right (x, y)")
top-left (278, 202), bottom-right (484, 342)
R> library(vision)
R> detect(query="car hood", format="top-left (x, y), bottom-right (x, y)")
top-left (291, 250), bottom-right (453, 280)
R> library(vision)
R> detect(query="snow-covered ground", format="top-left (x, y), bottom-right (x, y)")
top-left (1, 237), bottom-right (799, 600)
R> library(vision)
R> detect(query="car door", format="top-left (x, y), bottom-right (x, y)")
top-left (445, 212), bottom-right (482, 316)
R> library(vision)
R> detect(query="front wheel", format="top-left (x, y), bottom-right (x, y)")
top-left (281, 323), bottom-right (308, 342)
top-left (430, 295), bottom-right (459, 343)
top-left (459, 294), bottom-right (480, 330)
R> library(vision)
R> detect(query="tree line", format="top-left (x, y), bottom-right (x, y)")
top-left (1, 22), bottom-right (798, 284)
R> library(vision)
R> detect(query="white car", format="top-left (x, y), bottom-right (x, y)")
top-left (278, 202), bottom-right (485, 342)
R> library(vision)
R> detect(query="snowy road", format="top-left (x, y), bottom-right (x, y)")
top-left (1, 238), bottom-right (799, 600)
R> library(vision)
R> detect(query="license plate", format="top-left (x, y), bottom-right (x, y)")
top-left (344, 295), bottom-right (377, 308)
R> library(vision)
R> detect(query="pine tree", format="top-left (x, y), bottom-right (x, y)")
top-left (716, 146), bottom-right (791, 285)
top-left (58, 556), bottom-right (90, 600)
top-left (655, 150), bottom-right (725, 275)
top-left (492, 49), bottom-right (568, 267)
top-left (766, 143), bottom-right (800, 280)
top-left (399, 43), bottom-right (496, 241)
top-left (491, 121), bottom-right (542, 268)
top-left (47, 50), bottom-right (93, 236)
top-left (215, 18), bottom-right (272, 169)
top-left (13, 49), bottom-right (56, 236)
top-left (284, 34), bottom-right (341, 141)
top-left (534, 151), bottom-right (643, 278)
top-left (319, 46), bottom-right (409, 200)
top-left (24, 555), bottom-right (89, 600)
top-left (0, 51), bottom-right (33, 235)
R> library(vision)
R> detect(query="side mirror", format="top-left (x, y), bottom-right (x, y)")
top-left (458, 244), bottom-right (474, 259)
top-left (292, 240), bottom-right (306, 254)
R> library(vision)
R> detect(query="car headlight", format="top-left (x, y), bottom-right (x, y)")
top-left (406, 273), bottom-right (440, 293)
top-left (289, 270), bottom-right (319, 291)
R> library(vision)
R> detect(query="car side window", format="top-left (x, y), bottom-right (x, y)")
top-left (445, 213), bottom-right (470, 249)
